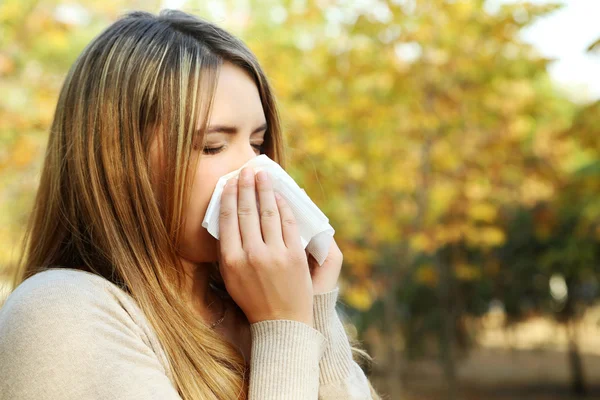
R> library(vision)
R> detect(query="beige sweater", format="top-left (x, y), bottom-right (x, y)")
top-left (0, 268), bottom-right (373, 399)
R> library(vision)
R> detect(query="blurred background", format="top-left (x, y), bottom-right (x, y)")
top-left (1, 0), bottom-right (599, 399)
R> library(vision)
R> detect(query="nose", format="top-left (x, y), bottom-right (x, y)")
top-left (233, 143), bottom-right (259, 171)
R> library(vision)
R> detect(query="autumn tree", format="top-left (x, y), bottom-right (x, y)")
top-left (220, 0), bottom-right (572, 397)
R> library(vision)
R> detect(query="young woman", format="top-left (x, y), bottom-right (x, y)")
top-left (0, 9), bottom-right (381, 400)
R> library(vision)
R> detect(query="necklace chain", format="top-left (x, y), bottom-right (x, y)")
top-left (209, 296), bottom-right (228, 329)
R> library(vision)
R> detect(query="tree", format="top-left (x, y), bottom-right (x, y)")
top-left (216, 0), bottom-right (572, 397)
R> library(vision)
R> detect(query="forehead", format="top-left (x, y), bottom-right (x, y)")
top-left (206, 62), bottom-right (266, 128)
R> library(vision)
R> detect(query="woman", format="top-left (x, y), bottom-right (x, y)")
top-left (0, 9), bottom-right (381, 400)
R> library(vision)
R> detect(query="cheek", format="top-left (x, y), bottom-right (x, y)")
top-left (179, 159), bottom-right (228, 261)
top-left (188, 159), bottom-right (230, 220)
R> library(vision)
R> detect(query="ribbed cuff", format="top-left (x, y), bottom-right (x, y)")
top-left (249, 319), bottom-right (327, 399)
top-left (313, 286), bottom-right (340, 332)
top-left (313, 287), bottom-right (354, 385)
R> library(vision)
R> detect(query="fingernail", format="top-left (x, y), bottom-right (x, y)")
top-left (241, 167), bottom-right (253, 180)
top-left (256, 170), bottom-right (268, 182)
top-left (275, 192), bottom-right (282, 200)
top-left (226, 177), bottom-right (238, 187)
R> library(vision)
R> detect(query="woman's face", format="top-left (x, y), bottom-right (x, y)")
top-left (151, 62), bottom-right (267, 264)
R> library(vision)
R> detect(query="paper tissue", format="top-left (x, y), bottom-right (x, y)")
top-left (201, 154), bottom-right (334, 266)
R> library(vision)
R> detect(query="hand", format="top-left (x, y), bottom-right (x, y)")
top-left (306, 238), bottom-right (343, 295)
top-left (217, 167), bottom-right (314, 327)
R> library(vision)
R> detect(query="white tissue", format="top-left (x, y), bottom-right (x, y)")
top-left (201, 154), bottom-right (334, 266)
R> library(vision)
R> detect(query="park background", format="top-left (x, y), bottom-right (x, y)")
top-left (1, 0), bottom-right (599, 399)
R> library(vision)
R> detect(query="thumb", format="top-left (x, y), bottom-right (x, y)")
top-left (305, 250), bottom-right (318, 277)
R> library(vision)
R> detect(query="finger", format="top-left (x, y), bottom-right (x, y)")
top-left (275, 192), bottom-right (302, 249)
top-left (237, 167), bottom-right (263, 248)
top-left (219, 177), bottom-right (242, 255)
top-left (306, 250), bottom-right (318, 276)
top-left (256, 170), bottom-right (283, 246)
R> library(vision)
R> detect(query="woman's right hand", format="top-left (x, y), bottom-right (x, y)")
top-left (217, 166), bottom-right (314, 327)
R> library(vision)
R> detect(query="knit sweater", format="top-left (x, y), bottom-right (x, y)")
top-left (0, 268), bottom-right (373, 399)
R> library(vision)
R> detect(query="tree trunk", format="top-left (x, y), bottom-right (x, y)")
top-left (567, 320), bottom-right (587, 396)
top-left (383, 287), bottom-right (402, 398)
top-left (437, 254), bottom-right (458, 400)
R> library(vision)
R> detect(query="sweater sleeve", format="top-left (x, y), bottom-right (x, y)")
top-left (249, 319), bottom-right (327, 399)
top-left (313, 287), bottom-right (374, 400)
top-left (0, 277), bottom-right (182, 400)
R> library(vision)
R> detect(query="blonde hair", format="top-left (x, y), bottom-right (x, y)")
top-left (9, 9), bottom-right (380, 399)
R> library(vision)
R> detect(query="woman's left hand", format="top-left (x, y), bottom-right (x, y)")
top-left (306, 237), bottom-right (343, 295)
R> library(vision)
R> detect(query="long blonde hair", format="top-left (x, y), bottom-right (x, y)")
top-left (10, 9), bottom-right (380, 399)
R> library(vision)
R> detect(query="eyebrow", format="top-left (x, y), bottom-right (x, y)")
top-left (203, 122), bottom-right (268, 135)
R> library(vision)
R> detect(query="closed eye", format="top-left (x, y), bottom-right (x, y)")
top-left (202, 143), bottom-right (264, 155)
top-left (202, 146), bottom-right (223, 155)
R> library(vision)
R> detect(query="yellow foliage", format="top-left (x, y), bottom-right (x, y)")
top-left (509, 116), bottom-right (534, 140)
top-left (454, 263), bottom-right (480, 281)
top-left (0, 0), bottom-right (23, 23)
top-left (480, 226), bottom-right (506, 247)
top-left (429, 183), bottom-right (458, 221)
top-left (389, 171), bottom-right (416, 191)
top-left (415, 264), bottom-right (438, 287)
top-left (344, 244), bottom-right (376, 267)
top-left (520, 177), bottom-right (555, 206)
top-left (343, 283), bottom-right (374, 311)
top-left (373, 214), bottom-right (400, 243)
top-left (347, 161), bottom-right (366, 180)
top-left (465, 180), bottom-right (491, 200)
top-left (465, 225), bottom-right (506, 248)
top-left (467, 202), bottom-right (497, 223)
top-left (434, 223), bottom-right (463, 245)
top-left (0, 54), bottom-right (15, 75)
top-left (290, 103), bottom-right (317, 127)
top-left (306, 135), bottom-right (326, 154)
top-left (432, 140), bottom-right (461, 171)
top-left (46, 29), bottom-right (69, 51)
top-left (410, 232), bottom-right (437, 254)
top-left (11, 136), bottom-right (35, 167)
